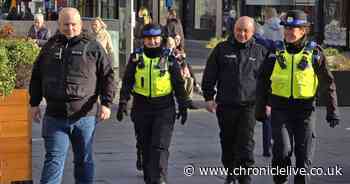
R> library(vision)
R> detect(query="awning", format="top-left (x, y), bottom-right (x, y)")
top-left (10, 0), bottom-right (16, 8)
top-left (246, 0), bottom-right (315, 6)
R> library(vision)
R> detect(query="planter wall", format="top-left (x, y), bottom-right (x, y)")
top-left (0, 89), bottom-right (32, 184)
top-left (317, 71), bottom-right (350, 106)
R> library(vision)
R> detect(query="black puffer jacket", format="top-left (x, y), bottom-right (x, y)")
top-left (29, 33), bottom-right (116, 119)
top-left (202, 36), bottom-right (269, 106)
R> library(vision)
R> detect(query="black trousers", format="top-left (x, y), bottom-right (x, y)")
top-left (216, 104), bottom-right (256, 184)
top-left (263, 116), bottom-right (272, 155)
top-left (131, 106), bottom-right (176, 184)
top-left (271, 108), bottom-right (316, 184)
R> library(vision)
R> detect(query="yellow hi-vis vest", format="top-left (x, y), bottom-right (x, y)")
top-left (133, 54), bottom-right (173, 97)
top-left (270, 49), bottom-right (318, 99)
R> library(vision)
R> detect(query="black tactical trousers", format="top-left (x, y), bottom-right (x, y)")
top-left (271, 108), bottom-right (316, 184)
top-left (216, 104), bottom-right (256, 184)
top-left (131, 107), bottom-right (176, 184)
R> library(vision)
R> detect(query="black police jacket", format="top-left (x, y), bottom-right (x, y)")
top-left (119, 48), bottom-right (190, 111)
top-left (202, 36), bottom-right (269, 106)
top-left (29, 33), bottom-right (116, 119)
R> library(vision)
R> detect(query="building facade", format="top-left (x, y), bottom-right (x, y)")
top-left (2, 0), bottom-right (349, 47)
top-left (321, 0), bottom-right (350, 47)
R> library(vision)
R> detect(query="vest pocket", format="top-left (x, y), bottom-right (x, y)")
top-left (295, 70), bottom-right (315, 97)
top-left (271, 74), bottom-right (289, 96)
top-left (66, 83), bottom-right (87, 100)
top-left (154, 76), bottom-right (171, 96)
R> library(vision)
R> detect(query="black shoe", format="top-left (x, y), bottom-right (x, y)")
top-left (263, 152), bottom-right (271, 157)
top-left (224, 176), bottom-right (236, 184)
top-left (136, 148), bottom-right (143, 171)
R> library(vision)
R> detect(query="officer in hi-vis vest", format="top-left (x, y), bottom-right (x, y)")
top-left (256, 10), bottom-right (340, 184)
top-left (116, 23), bottom-right (192, 184)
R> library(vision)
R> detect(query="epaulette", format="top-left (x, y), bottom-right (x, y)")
top-left (273, 40), bottom-right (287, 69)
top-left (134, 47), bottom-right (144, 54)
top-left (131, 48), bottom-right (144, 63)
top-left (274, 40), bottom-right (286, 52)
top-left (299, 41), bottom-right (319, 70)
top-left (161, 48), bottom-right (171, 57)
top-left (304, 41), bottom-right (317, 52)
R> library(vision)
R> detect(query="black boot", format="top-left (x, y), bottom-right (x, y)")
top-left (136, 147), bottom-right (143, 171)
top-left (237, 175), bottom-right (251, 184)
top-left (224, 175), bottom-right (236, 184)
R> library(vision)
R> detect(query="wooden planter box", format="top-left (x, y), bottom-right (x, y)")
top-left (317, 71), bottom-right (350, 106)
top-left (0, 89), bottom-right (33, 184)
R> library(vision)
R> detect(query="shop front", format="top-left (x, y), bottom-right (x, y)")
top-left (242, 0), bottom-right (319, 40)
top-left (321, 0), bottom-right (349, 48)
top-left (1, 0), bottom-right (118, 20)
top-left (182, 0), bottom-right (217, 40)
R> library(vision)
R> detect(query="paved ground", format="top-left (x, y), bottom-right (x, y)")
top-left (31, 107), bottom-right (350, 184)
top-left (31, 40), bottom-right (350, 184)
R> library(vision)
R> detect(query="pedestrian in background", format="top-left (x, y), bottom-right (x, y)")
top-left (256, 10), bottom-right (340, 184)
top-left (91, 17), bottom-right (114, 57)
top-left (258, 7), bottom-right (284, 158)
top-left (29, 7), bottom-right (116, 184)
top-left (27, 13), bottom-right (50, 47)
top-left (224, 9), bottom-right (237, 37)
top-left (134, 7), bottom-right (152, 48)
top-left (168, 34), bottom-right (202, 97)
top-left (117, 24), bottom-right (192, 184)
top-left (164, 9), bottom-right (184, 48)
top-left (202, 16), bottom-right (269, 184)
top-left (262, 7), bottom-right (284, 42)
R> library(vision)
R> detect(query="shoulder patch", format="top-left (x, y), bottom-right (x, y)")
top-left (130, 53), bottom-right (140, 63)
top-left (274, 40), bottom-right (285, 51)
top-left (268, 53), bottom-right (277, 60)
top-left (304, 41), bottom-right (317, 52)
top-left (134, 47), bottom-right (143, 54)
top-left (161, 48), bottom-right (171, 57)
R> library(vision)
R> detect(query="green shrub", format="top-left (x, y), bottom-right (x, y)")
top-left (206, 36), bottom-right (227, 49)
top-left (323, 47), bottom-right (350, 71)
top-left (0, 38), bottom-right (40, 96)
top-left (323, 47), bottom-right (341, 57)
top-left (0, 46), bottom-right (15, 96)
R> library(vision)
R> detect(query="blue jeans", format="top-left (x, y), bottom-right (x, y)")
top-left (40, 115), bottom-right (96, 184)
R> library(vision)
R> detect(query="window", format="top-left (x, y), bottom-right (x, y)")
top-left (159, 0), bottom-right (183, 25)
top-left (194, 0), bottom-right (216, 30)
top-left (100, 0), bottom-right (118, 19)
top-left (323, 0), bottom-right (347, 46)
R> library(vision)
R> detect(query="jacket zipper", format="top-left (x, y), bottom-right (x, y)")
top-left (291, 55), bottom-right (294, 98)
top-left (149, 59), bottom-right (152, 97)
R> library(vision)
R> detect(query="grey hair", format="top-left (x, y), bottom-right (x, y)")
top-left (58, 7), bottom-right (81, 23)
top-left (264, 7), bottom-right (278, 19)
top-left (93, 17), bottom-right (107, 29)
top-left (34, 13), bottom-right (44, 21)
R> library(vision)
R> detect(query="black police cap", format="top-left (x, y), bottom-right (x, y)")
top-left (280, 10), bottom-right (310, 27)
top-left (142, 24), bottom-right (162, 37)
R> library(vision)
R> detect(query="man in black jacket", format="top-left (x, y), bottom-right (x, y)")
top-left (29, 8), bottom-right (115, 184)
top-left (202, 16), bottom-right (269, 184)
top-left (116, 24), bottom-right (191, 184)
